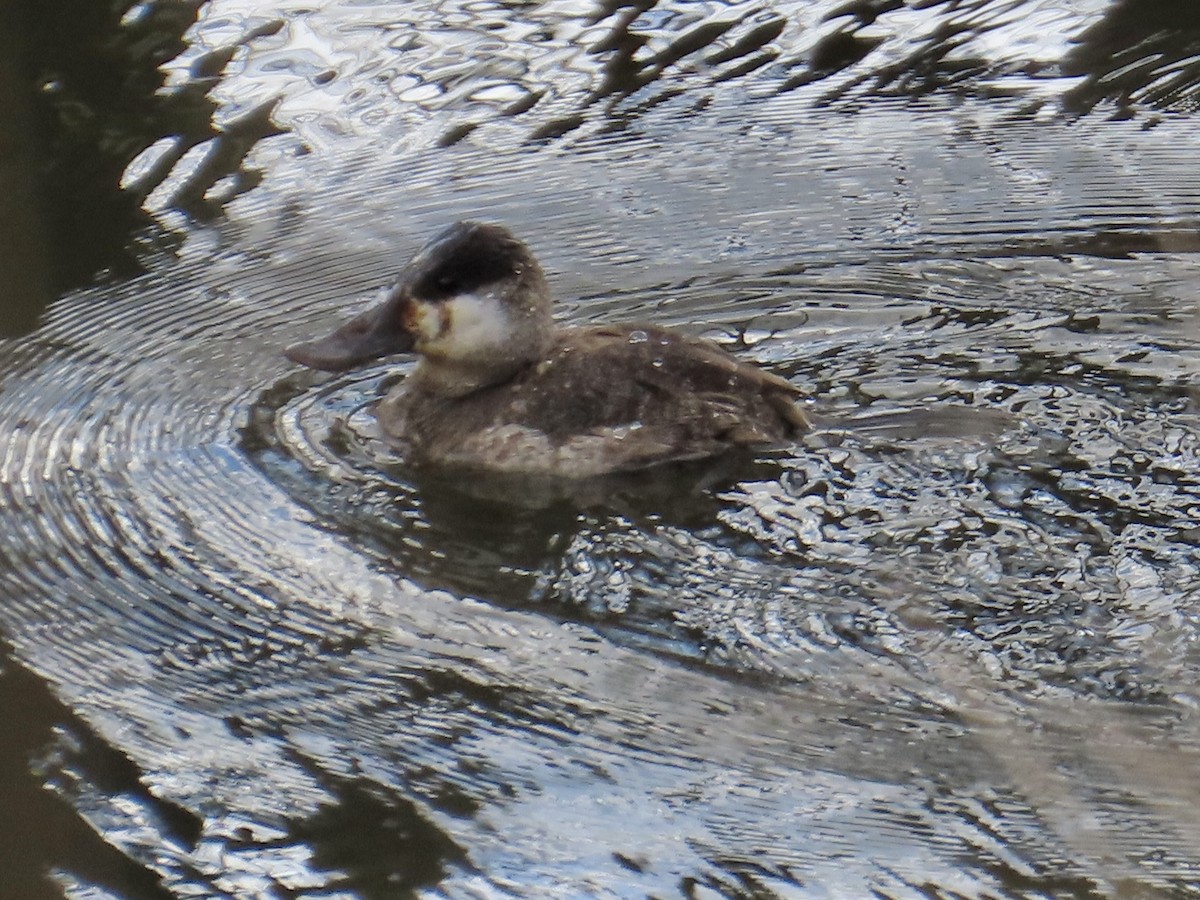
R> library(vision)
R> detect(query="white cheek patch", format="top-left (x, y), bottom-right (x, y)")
top-left (425, 293), bottom-right (512, 359)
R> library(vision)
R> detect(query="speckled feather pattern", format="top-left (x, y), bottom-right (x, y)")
top-left (377, 324), bottom-right (807, 476)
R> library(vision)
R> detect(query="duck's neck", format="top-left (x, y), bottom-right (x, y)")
top-left (410, 356), bottom-right (529, 398)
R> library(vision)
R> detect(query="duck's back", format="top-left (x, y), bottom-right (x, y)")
top-left (382, 324), bottom-right (807, 476)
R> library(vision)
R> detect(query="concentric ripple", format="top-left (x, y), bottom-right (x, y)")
top-left (7, 220), bottom-right (1200, 896)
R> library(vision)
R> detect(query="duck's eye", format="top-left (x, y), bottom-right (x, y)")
top-left (434, 274), bottom-right (458, 294)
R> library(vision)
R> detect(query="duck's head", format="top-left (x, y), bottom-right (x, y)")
top-left (286, 222), bottom-right (553, 392)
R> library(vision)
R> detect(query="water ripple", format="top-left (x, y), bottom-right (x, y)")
top-left (2, 3), bottom-right (1200, 893)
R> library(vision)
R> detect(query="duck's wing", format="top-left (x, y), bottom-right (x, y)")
top-left (626, 326), bottom-right (809, 435)
top-left (520, 324), bottom-right (808, 450)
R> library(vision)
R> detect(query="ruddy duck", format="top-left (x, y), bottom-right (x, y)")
top-left (285, 222), bottom-right (808, 476)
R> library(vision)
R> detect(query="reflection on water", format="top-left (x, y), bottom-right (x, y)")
top-left (0, 0), bottom-right (281, 337)
top-left (0, 649), bottom-right (177, 898)
top-left (1065, 0), bottom-right (1200, 116)
top-left (2, 0), bottom-right (1200, 896)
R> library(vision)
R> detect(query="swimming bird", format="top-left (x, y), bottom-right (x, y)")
top-left (285, 222), bottom-right (807, 476)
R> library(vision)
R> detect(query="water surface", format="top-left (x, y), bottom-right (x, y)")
top-left (2, 0), bottom-right (1200, 896)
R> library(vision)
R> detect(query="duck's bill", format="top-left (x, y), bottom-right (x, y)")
top-left (284, 294), bottom-right (414, 372)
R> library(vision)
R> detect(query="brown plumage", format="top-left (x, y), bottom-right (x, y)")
top-left (286, 222), bottom-right (807, 476)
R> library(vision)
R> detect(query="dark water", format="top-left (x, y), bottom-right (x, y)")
top-left (2, 0), bottom-right (1200, 896)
